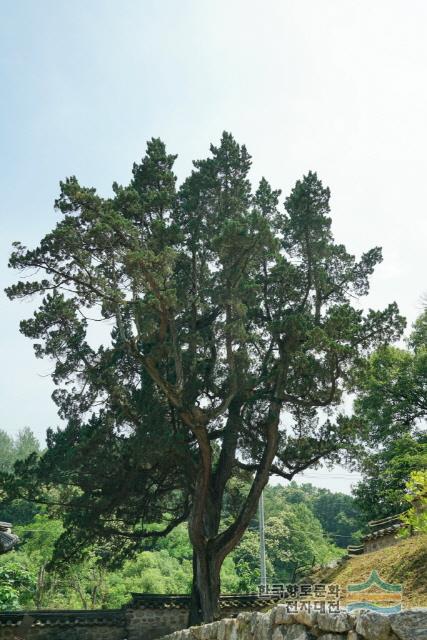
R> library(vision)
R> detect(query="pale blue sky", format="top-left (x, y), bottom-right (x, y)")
top-left (1, 0), bottom-right (427, 493)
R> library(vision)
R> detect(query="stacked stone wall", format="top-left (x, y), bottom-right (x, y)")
top-left (159, 606), bottom-right (427, 640)
top-left (0, 602), bottom-right (425, 639)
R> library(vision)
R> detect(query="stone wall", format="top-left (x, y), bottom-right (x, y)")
top-left (2, 600), bottom-right (425, 640)
top-left (0, 609), bottom-right (190, 640)
top-left (0, 595), bottom-right (281, 640)
top-left (363, 533), bottom-right (402, 554)
top-left (126, 606), bottom-right (189, 640)
top-left (361, 515), bottom-right (407, 556)
top-left (126, 594), bottom-right (281, 640)
top-left (159, 605), bottom-right (427, 640)
top-left (0, 610), bottom-right (127, 640)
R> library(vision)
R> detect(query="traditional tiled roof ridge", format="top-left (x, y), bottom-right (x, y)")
top-left (128, 593), bottom-right (283, 610)
top-left (0, 610), bottom-right (126, 627)
top-left (0, 521), bottom-right (19, 553)
top-left (362, 513), bottom-right (406, 541)
top-left (0, 594), bottom-right (283, 626)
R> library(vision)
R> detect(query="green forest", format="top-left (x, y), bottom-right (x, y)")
top-left (1, 134), bottom-right (426, 620)
top-left (1, 414), bottom-right (425, 611)
top-left (0, 429), bottom-right (359, 611)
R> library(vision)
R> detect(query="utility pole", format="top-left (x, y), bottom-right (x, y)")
top-left (259, 490), bottom-right (267, 593)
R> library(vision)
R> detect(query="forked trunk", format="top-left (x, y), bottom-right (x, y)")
top-left (187, 401), bottom-right (280, 624)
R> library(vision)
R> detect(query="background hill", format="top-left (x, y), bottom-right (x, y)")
top-left (310, 534), bottom-right (427, 609)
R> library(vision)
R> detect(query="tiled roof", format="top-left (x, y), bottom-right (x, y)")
top-left (0, 610), bottom-right (126, 628)
top-left (363, 522), bottom-right (404, 541)
top-left (0, 530), bottom-right (19, 553)
top-left (0, 594), bottom-right (282, 626)
top-left (128, 594), bottom-right (283, 610)
top-left (362, 514), bottom-right (405, 541)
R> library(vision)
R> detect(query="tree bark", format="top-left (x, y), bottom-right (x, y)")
top-left (186, 374), bottom-right (283, 623)
top-left (190, 545), bottom-right (222, 623)
top-left (188, 551), bottom-right (202, 626)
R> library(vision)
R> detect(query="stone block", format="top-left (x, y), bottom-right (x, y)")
top-left (293, 611), bottom-right (318, 628)
top-left (274, 606), bottom-right (296, 625)
top-left (218, 618), bottom-right (238, 640)
top-left (389, 609), bottom-right (427, 640)
top-left (282, 623), bottom-right (312, 640)
top-left (252, 611), bottom-right (274, 640)
top-left (272, 625), bottom-right (287, 640)
top-left (236, 612), bottom-right (254, 640)
top-left (200, 622), bottom-right (220, 640)
top-left (355, 612), bottom-right (393, 640)
top-left (237, 613), bottom-right (253, 623)
top-left (317, 612), bottom-right (354, 633)
top-left (189, 626), bottom-right (203, 640)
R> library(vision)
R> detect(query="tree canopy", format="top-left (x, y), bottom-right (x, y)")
top-left (0, 428), bottom-right (40, 475)
top-left (352, 310), bottom-right (426, 437)
top-left (0, 428), bottom-right (40, 525)
top-left (352, 431), bottom-right (427, 521)
top-left (4, 132), bottom-right (404, 621)
top-left (351, 310), bottom-right (427, 521)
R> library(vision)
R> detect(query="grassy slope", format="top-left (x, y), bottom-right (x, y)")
top-left (310, 534), bottom-right (427, 609)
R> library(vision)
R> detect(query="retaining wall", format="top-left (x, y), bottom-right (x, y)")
top-left (1, 600), bottom-right (425, 640)
top-left (160, 606), bottom-right (427, 640)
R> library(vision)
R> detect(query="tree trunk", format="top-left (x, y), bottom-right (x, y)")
top-left (188, 551), bottom-right (202, 626)
top-left (190, 546), bottom-right (221, 623)
top-left (186, 399), bottom-right (281, 624)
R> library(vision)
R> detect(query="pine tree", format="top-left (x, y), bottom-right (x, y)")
top-left (5, 133), bottom-right (404, 621)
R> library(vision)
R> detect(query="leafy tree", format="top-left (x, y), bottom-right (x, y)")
top-left (0, 559), bottom-right (35, 610)
top-left (11, 514), bottom-right (138, 609)
top-left (264, 504), bottom-right (341, 581)
top-left (0, 428), bottom-right (40, 525)
top-left (155, 522), bottom-right (193, 562)
top-left (4, 133), bottom-right (404, 621)
top-left (352, 310), bottom-right (427, 522)
top-left (410, 309), bottom-right (427, 352)
top-left (14, 513), bottom-right (64, 607)
top-left (13, 428), bottom-right (41, 463)
top-left (0, 499), bottom-right (38, 528)
top-left (0, 428), bottom-right (40, 474)
top-left (260, 483), bottom-right (362, 548)
top-left (232, 529), bottom-right (271, 593)
top-left (352, 310), bottom-right (427, 441)
top-left (400, 470), bottom-right (427, 534)
top-left (104, 550), bottom-right (192, 607)
top-left (311, 489), bottom-right (363, 547)
top-left (0, 431), bottom-right (15, 474)
top-left (353, 433), bottom-right (427, 522)
top-left (263, 484), bottom-right (304, 517)
top-left (232, 502), bottom-right (341, 591)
